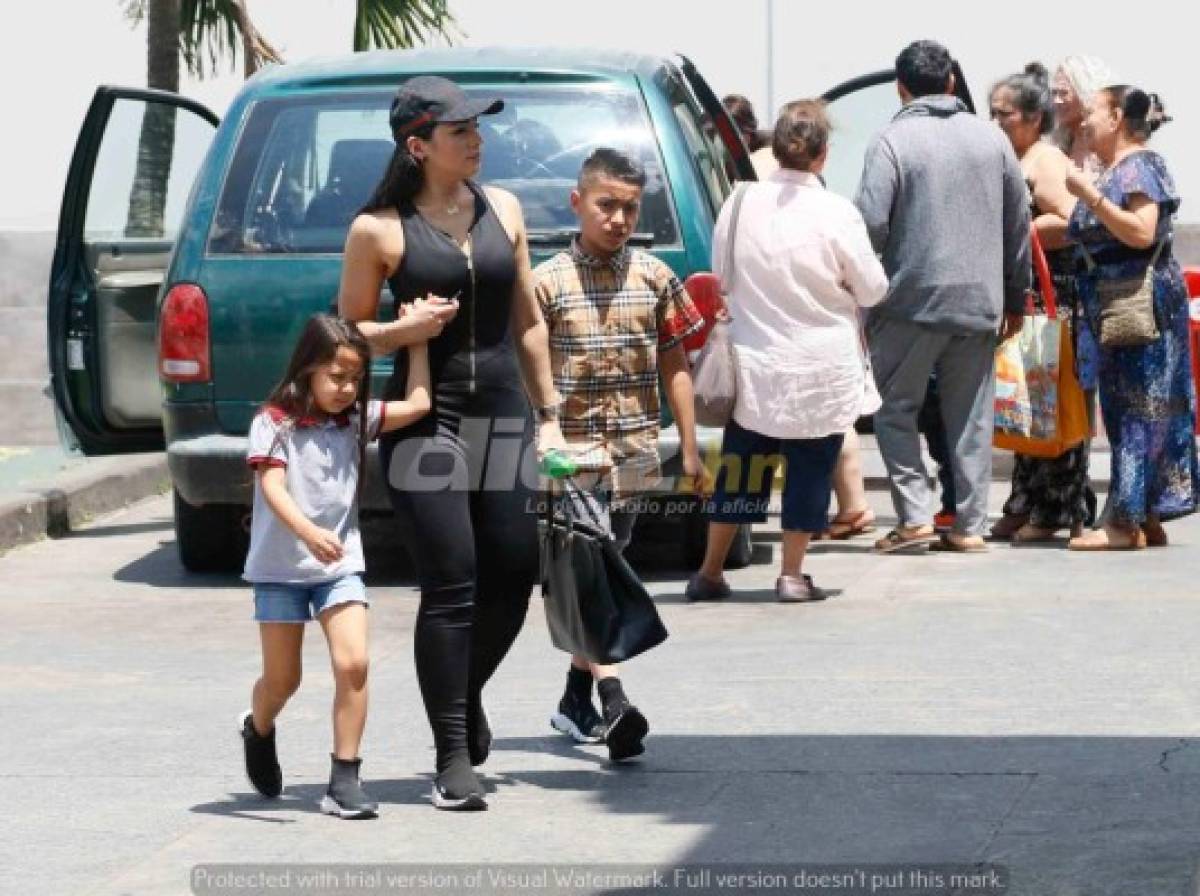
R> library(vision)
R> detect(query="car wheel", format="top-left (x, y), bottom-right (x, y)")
top-left (681, 503), bottom-right (754, 570)
top-left (173, 489), bottom-right (250, 573)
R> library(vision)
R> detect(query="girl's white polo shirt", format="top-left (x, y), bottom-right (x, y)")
top-left (243, 400), bottom-right (384, 584)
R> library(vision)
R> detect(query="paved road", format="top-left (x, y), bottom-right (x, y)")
top-left (2, 489), bottom-right (1200, 896)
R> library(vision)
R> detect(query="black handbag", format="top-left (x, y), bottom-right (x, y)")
top-left (539, 480), bottom-right (669, 665)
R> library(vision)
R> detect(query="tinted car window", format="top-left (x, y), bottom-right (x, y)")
top-left (208, 85), bottom-right (678, 255)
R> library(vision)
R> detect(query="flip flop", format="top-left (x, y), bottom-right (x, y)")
top-left (820, 508), bottom-right (878, 540)
top-left (1010, 524), bottom-right (1062, 545)
top-left (1067, 527), bottom-right (1147, 551)
top-left (873, 528), bottom-right (936, 554)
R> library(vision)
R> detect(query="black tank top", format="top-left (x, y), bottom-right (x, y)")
top-left (385, 181), bottom-right (519, 397)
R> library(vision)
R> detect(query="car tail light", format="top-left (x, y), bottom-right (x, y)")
top-left (159, 284), bottom-right (211, 383)
top-left (682, 272), bottom-right (723, 352)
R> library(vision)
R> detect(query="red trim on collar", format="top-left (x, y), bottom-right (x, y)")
top-left (264, 405), bottom-right (352, 428)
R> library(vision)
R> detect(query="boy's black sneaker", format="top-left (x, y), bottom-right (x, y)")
top-left (320, 756), bottom-right (378, 820)
top-left (239, 710), bottom-right (282, 798)
top-left (431, 760), bottom-right (487, 811)
top-left (604, 705), bottom-right (649, 761)
top-left (550, 687), bottom-right (606, 744)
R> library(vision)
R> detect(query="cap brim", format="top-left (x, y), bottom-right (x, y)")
top-left (439, 97), bottom-right (504, 122)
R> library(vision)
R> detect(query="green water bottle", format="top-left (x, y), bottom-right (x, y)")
top-left (539, 449), bottom-right (578, 479)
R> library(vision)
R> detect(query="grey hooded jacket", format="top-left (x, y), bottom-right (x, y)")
top-left (854, 94), bottom-right (1031, 333)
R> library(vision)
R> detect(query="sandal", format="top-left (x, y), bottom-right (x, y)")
top-left (1067, 526), bottom-right (1148, 551)
top-left (930, 532), bottom-right (989, 553)
top-left (821, 508), bottom-right (877, 540)
top-left (873, 526), bottom-right (936, 554)
top-left (1142, 520), bottom-right (1168, 547)
top-left (1011, 523), bottom-right (1061, 544)
top-left (987, 513), bottom-right (1028, 541)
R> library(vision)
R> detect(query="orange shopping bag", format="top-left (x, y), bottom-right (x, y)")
top-left (993, 227), bottom-right (1089, 458)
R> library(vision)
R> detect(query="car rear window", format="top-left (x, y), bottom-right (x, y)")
top-left (208, 85), bottom-right (679, 255)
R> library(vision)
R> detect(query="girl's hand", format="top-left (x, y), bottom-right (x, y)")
top-left (302, 526), bottom-right (344, 564)
top-left (1065, 165), bottom-right (1092, 200)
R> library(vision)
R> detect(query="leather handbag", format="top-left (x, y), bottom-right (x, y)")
top-left (691, 184), bottom-right (748, 427)
top-left (539, 480), bottom-right (668, 665)
top-left (1080, 238), bottom-right (1166, 348)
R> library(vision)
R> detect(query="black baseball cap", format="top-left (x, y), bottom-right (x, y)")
top-left (389, 75), bottom-right (504, 140)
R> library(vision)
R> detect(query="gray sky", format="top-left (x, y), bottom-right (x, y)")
top-left (2, 0), bottom-right (1195, 229)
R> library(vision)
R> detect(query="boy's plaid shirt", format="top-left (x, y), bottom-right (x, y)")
top-left (534, 239), bottom-right (704, 498)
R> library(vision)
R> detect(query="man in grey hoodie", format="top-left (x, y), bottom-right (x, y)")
top-left (855, 39), bottom-right (1030, 553)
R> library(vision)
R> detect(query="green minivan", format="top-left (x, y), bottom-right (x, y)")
top-left (47, 47), bottom-right (921, 572)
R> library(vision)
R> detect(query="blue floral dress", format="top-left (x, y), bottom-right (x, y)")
top-left (1067, 150), bottom-right (1199, 524)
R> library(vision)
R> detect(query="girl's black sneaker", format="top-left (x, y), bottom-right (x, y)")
top-left (239, 710), bottom-right (282, 798)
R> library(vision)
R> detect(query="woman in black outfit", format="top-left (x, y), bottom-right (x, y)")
top-left (338, 76), bottom-right (566, 810)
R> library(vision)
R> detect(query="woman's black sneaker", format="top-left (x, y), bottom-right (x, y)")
top-left (320, 756), bottom-right (378, 820)
top-left (239, 710), bottom-right (282, 798)
top-left (431, 761), bottom-right (487, 811)
top-left (467, 696), bottom-right (492, 767)
top-left (550, 687), bottom-right (606, 743)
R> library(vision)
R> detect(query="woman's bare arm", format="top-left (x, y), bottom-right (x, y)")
top-left (1066, 167), bottom-right (1160, 250)
top-left (1030, 150), bottom-right (1075, 250)
top-left (337, 213), bottom-right (457, 354)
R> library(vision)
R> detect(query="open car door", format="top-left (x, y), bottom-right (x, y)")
top-left (677, 55), bottom-right (758, 183)
top-left (47, 86), bottom-right (218, 454)
top-left (820, 60), bottom-right (974, 199)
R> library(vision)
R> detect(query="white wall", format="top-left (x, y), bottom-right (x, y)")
top-left (1, 0), bottom-right (1196, 230)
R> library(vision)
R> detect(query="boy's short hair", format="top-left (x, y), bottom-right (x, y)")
top-left (578, 147), bottom-right (647, 191)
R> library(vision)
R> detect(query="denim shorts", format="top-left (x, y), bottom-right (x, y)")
top-left (706, 420), bottom-right (844, 533)
top-left (252, 574), bottom-right (369, 623)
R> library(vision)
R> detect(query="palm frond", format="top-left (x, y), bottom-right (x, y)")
top-left (178, 0), bottom-right (242, 78)
top-left (353, 0), bottom-right (460, 53)
top-left (121, 0), bottom-right (148, 26)
top-left (177, 0), bottom-right (283, 78)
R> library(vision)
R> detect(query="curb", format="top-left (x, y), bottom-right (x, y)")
top-left (0, 453), bottom-right (170, 555)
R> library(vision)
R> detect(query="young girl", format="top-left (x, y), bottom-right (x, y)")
top-left (239, 314), bottom-right (430, 819)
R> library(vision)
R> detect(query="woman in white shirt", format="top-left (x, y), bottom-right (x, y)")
top-left (685, 100), bottom-right (889, 603)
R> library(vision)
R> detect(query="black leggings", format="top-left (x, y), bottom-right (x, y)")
top-left (380, 383), bottom-right (539, 772)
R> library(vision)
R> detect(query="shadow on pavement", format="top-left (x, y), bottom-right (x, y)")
top-left (192, 733), bottom-right (1200, 893)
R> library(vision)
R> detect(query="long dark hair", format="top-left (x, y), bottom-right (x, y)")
top-left (361, 119), bottom-right (437, 213)
top-left (264, 314), bottom-right (373, 495)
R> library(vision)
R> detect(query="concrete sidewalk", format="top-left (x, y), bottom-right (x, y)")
top-left (0, 445), bottom-right (168, 554)
top-left (1, 484), bottom-right (1199, 896)
top-left (0, 435), bottom-right (1114, 557)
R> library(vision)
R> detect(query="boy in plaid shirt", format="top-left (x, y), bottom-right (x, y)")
top-left (534, 148), bottom-right (710, 761)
